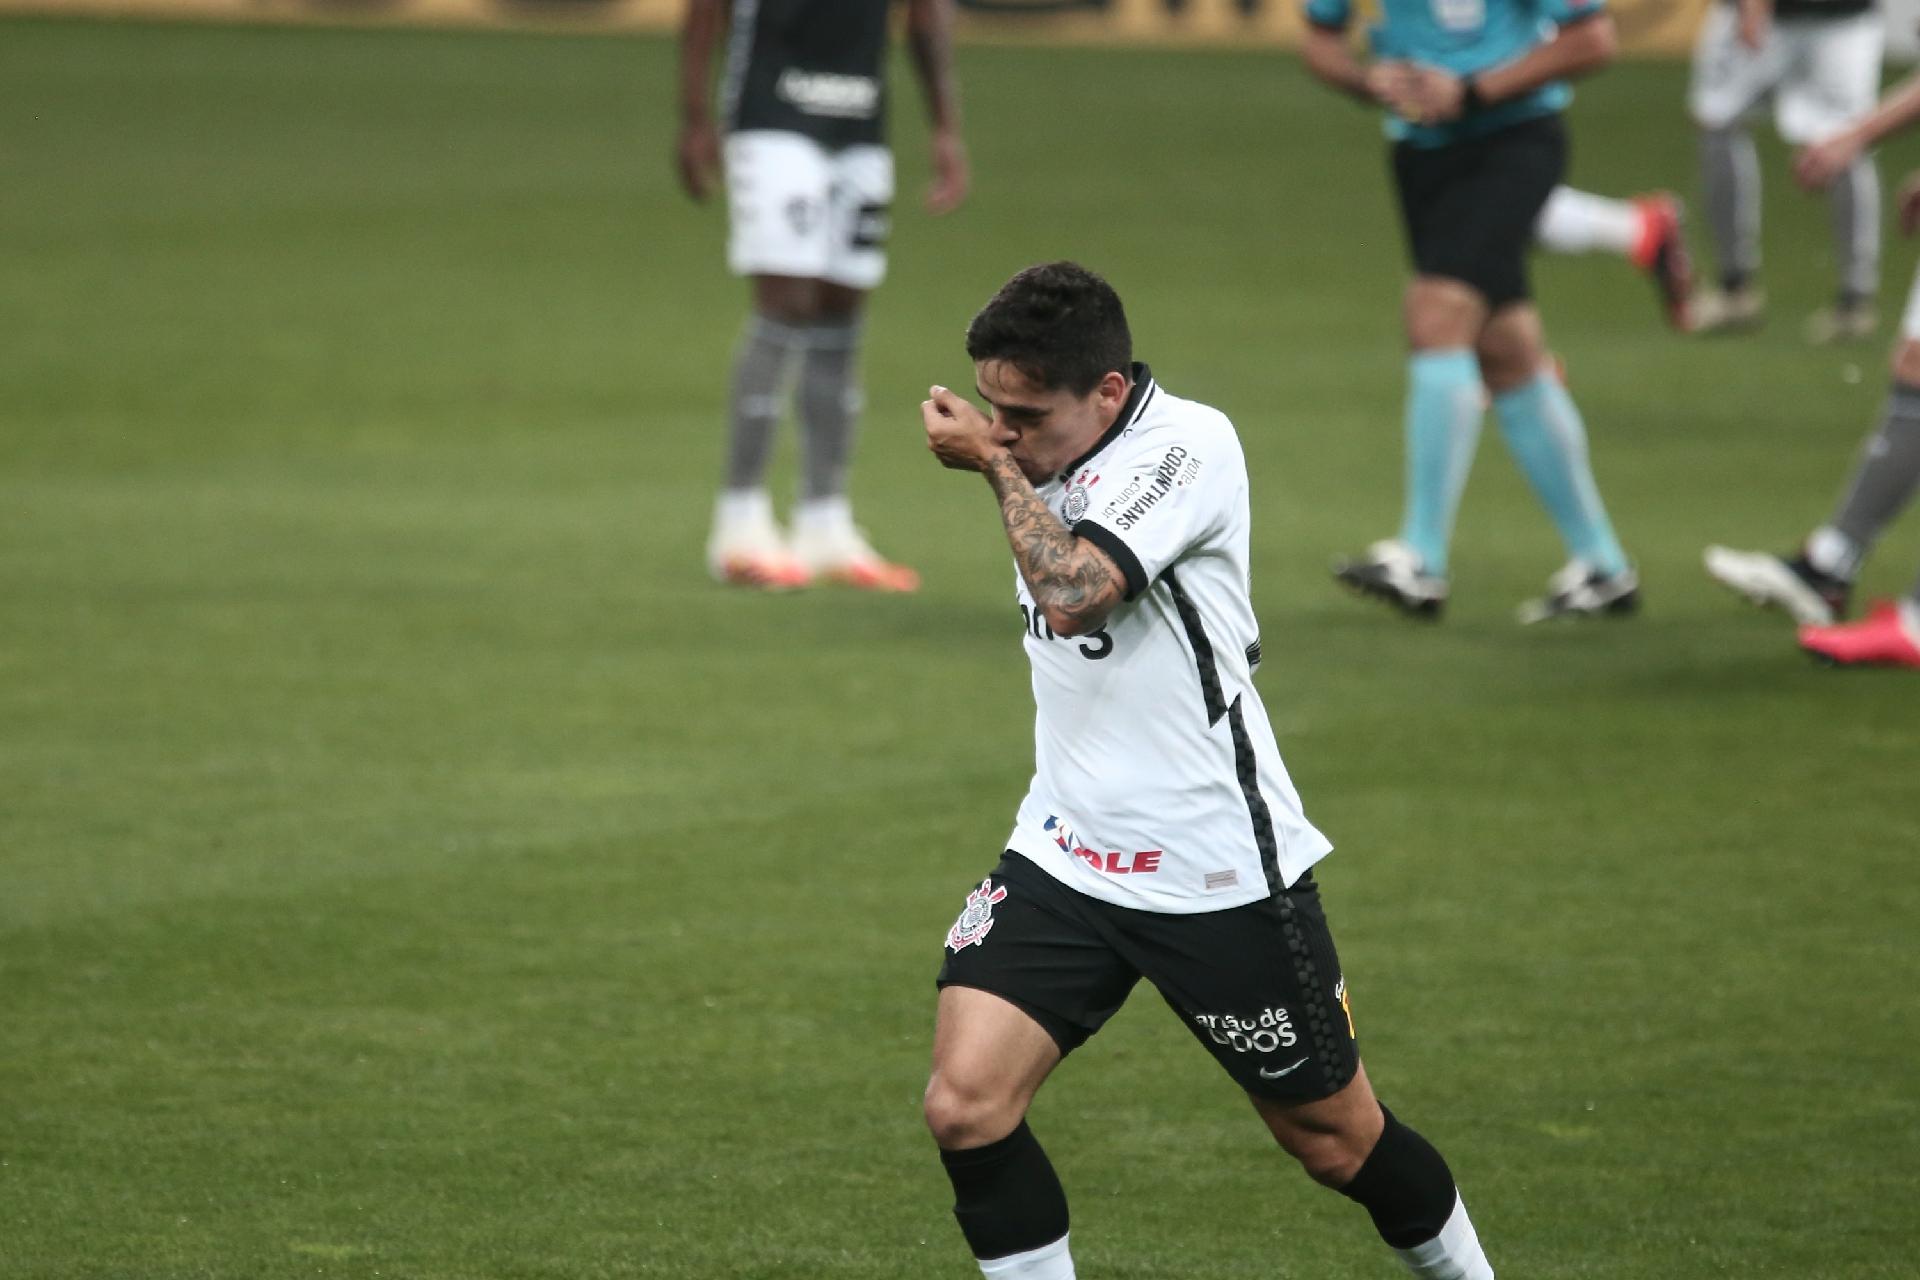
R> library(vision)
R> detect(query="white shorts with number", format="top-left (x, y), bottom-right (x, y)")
top-left (1689, 7), bottom-right (1883, 144)
top-left (724, 130), bottom-right (893, 290)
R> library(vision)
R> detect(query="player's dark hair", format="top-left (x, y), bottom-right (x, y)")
top-left (965, 262), bottom-right (1132, 396)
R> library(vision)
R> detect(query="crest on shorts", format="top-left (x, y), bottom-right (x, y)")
top-left (1061, 483), bottom-right (1090, 523)
top-left (946, 878), bottom-right (1009, 952)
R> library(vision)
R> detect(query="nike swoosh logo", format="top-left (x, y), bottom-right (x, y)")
top-left (1257, 1057), bottom-right (1309, 1079)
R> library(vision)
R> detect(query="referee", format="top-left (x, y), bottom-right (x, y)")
top-left (919, 262), bottom-right (1495, 1280)
top-left (1303, 0), bottom-right (1640, 624)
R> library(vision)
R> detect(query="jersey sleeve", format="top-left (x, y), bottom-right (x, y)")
top-left (1302, 0), bottom-right (1352, 30)
top-left (1069, 428), bottom-right (1233, 602)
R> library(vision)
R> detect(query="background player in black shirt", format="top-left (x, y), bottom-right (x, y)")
top-left (678, 0), bottom-right (968, 591)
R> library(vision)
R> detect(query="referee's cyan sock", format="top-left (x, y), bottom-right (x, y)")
top-left (1493, 372), bottom-right (1628, 577)
top-left (1398, 348), bottom-right (1484, 577)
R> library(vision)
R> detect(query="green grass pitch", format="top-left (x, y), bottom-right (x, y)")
top-left (2, 16), bottom-right (1917, 1278)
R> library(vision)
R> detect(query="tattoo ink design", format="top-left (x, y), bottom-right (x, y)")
top-left (984, 454), bottom-right (1122, 632)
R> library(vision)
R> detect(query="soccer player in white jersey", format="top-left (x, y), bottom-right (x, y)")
top-left (677, 0), bottom-right (968, 591)
top-left (918, 263), bottom-right (1497, 1280)
top-left (1706, 69), bottom-right (1920, 668)
top-left (1688, 0), bottom-right (1885, 341)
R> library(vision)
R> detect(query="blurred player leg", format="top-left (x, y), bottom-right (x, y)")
top-left (711, 131), bottom-right (837, 588)
top-left (1397, 340), bottom-right (1484, 581)
top-left (1332, 276), bottom-right (1478, 618)
top-left (1534, 186), bottom-right (1693, 330)
top-left (1706, 315), bottom-right (1920, 622)
top-left (1479, 304), bottom-right (1636, 622)
top-left (1690, 3), bottom-right (1774, 332)
top-left (1805, 155), bottom-right (1881, 342)
top-left (1786, 12), bottom-right (1885, 343)
top-left (1696, 125), bottom-right (1766, 330)
top-left (788, 145), bottom-right (919, 591)
top-left (708, 302), bottom-right (812, 589)
top-left (1822, 375), bottom-right (1920, 571)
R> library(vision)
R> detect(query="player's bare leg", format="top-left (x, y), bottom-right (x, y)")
top-left (1252, 1065), bottom-right (1493, 1279)
top-left (925, 986), bottom-right (1074, 1278)
top-left (1333, 277), bottom-right (1485, 617)
top-left (1477, 303), bottom-right (1636, 621)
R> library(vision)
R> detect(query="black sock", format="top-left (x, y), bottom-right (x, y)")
top-left (1336, 1105), bottom-right (1458, 1249)
top-left (938, 1122), bottom-right (1070, 1261)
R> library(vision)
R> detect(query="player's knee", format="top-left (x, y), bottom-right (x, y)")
top-left (923, 1071), bottom-right (1021, 1150)
top-left (1403, 282), bottom-right (1482, 350)
top-left (1289, 1128), bottom-right (1372, 1189)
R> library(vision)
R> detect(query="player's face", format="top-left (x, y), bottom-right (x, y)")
top-left (974, 360), bottom-right (1131, 485)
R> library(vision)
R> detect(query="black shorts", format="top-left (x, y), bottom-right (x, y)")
top-left (1390, 113), bottom-right (1568, 308)
top-left (936, 852), bottom-right (1360, 1102)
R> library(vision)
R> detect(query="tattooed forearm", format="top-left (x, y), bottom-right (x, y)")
top-left (983, 453), bottom-right (1122, 634)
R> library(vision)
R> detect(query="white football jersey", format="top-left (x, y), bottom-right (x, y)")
top-left (1004, 365), bottom-right (1332, 914)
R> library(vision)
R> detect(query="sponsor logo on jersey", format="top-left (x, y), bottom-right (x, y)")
top-left (945, 878), bottom-right (1008, 952)
top-left (1192, 1006), bottom-right (1299, 1054)
top-left (1043, 815), bottom-right (1162, 874)
top-left (776, 69), bottom-right (881, 120)
top-left (1100, 446), bottom-right (1202, 531)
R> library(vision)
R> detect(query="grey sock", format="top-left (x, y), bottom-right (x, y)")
top-left (1828, 154), bottom-right (1881, 304)
top-left (1701, 126), bottom-right (1761, 287)
top-left (797, 316), bottom-right (863, 503)
top-left (1831, 381), bottom-right (1920, 555)
top-left (724, 314), bottom-right (806, 491)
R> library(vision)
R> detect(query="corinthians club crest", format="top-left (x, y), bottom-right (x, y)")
top-left (1061, 483), bottom-right (1090, 523)
top-left (946, 878), bottom-right (1008, 952)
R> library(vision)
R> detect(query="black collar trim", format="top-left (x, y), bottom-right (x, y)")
top-left (1058, 361), bottom-right (1153, 484)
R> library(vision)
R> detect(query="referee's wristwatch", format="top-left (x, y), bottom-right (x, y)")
top-left (1460, 75), bottom-right (1488, 114)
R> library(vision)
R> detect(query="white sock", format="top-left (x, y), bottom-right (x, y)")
top-left (1805, 525), bottom-right (1863, 580)
top-left (978, 1231), bottom-right (1074, 1278)
top-left (793, 494), bottom-right (853, 537)
top-left (1534, 186), bottom-right (1641, 258)
top-left (716, 487), bottom-right (775, 532)
top-left (1899, 598), bottom-right (1920, 644)
top-left (1392, 1193), bottom-right (1492, 1280)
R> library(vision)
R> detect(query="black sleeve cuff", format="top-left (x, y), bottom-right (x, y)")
top-left (1073, 520), bottom-right (1149, 602)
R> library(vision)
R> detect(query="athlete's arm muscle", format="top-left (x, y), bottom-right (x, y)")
top-left (980, 454), bottom-right (1126, 638)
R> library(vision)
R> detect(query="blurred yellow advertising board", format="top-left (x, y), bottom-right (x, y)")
top-left (2, 0), bottom-right (1717, 55)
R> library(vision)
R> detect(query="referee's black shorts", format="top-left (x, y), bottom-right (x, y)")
top-left (936, 851), bottom-right (1360, 1103)
top-left (1390, 112), bottom-right (1568, 309)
